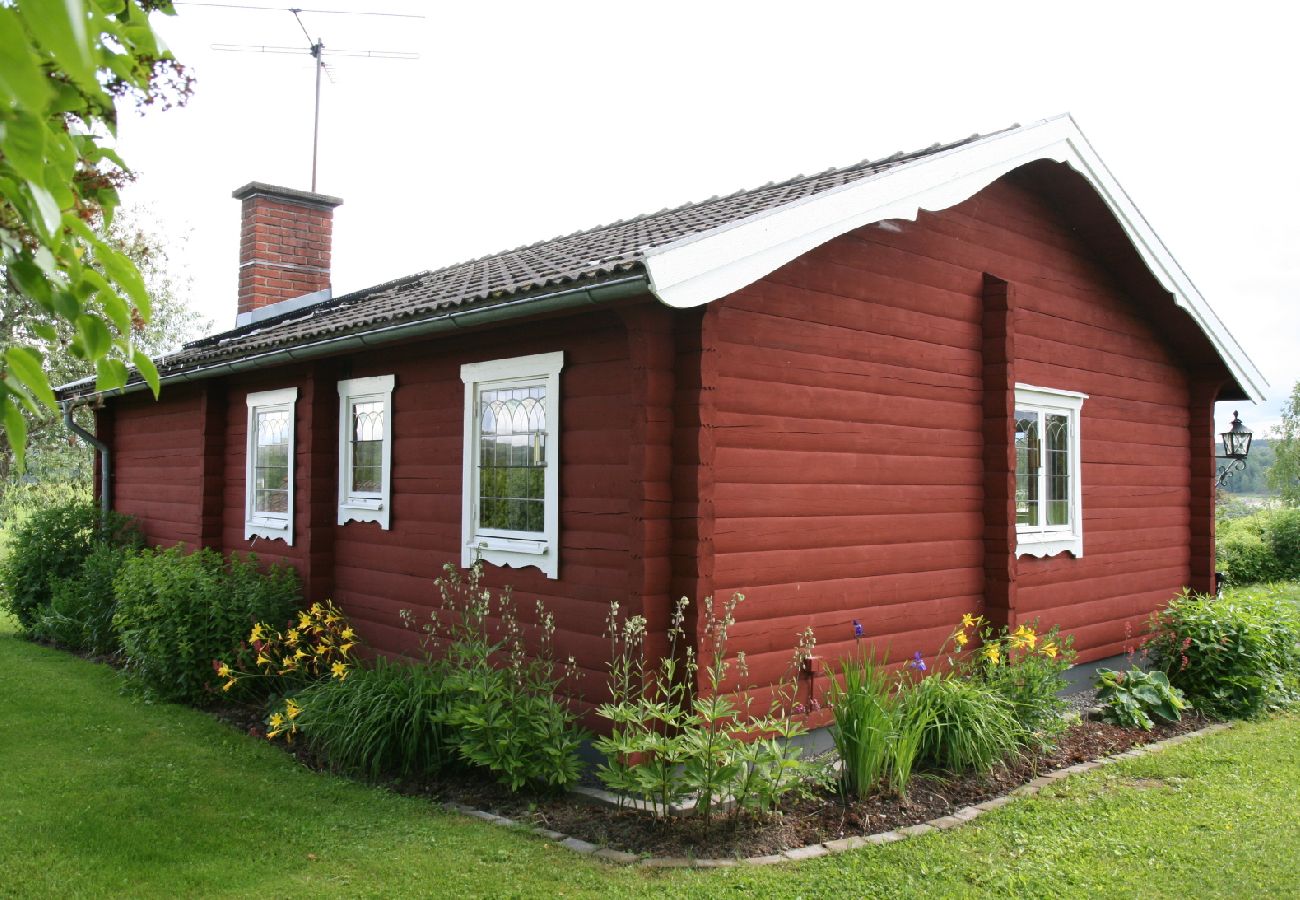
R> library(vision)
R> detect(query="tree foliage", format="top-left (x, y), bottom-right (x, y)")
top-left (1267, 381), bottom-right (1300, 507)
top-left (0, 0), bottom-right (189, 469)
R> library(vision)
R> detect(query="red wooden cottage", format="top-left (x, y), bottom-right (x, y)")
top-left (59, 115), bottom-right (1264, 706)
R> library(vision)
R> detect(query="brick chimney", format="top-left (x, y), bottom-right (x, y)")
top-left (232, 182), bottom-right (343, 321)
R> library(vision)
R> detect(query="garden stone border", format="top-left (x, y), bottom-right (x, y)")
top-left (440, 721), bottom-right (1232, 868)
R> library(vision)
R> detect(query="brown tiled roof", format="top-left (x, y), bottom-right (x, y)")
top-left (65, 127), bottom-right (1008, 396)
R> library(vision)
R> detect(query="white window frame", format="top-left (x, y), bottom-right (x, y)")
top-left (1014, 384), bottom-right (1087, 559)
top-left (460, 351), bottom-right (563, 579)
top-left (337, 374), bottom-right (395, 529)
top-left (245, 387), bottom-right (298, 544)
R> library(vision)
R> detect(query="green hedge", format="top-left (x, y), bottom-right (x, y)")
top-left (1217, 508), bottom-right (1300, 585)
top-left (114, 546), bottom-right (300, 704)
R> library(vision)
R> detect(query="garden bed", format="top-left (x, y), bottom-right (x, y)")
top-left (209, 703), bottom-right (1207, 859)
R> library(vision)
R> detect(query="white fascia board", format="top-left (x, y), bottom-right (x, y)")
top-left (643, 114), bottom-right (1266, 402)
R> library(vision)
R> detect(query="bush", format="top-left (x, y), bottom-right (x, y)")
top-left (955, 618), bottom-right (1075, 739)
top-left (1216, 509), bottom-right (1300, 586)
top-left (905, 674), bottom-right (1024, 773)
top-left (294, 657), bottom-right (451, 779)
top-left (113, 546), bottom-right (300, 704)
top-left (1094, 667), bottom-right (1187, 730)
top-left (0, 501), bottom-right (139, 629)
top-left (1145, 587), bottom-right (1300, 718)
top-left (30, 543), bottom-right (134, 655)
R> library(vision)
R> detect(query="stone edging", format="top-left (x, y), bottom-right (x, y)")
top-left (440, 721), bottom-right (1233, 868)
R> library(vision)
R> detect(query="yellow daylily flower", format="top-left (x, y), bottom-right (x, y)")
top-left (331, 661), bottom-right (348, 680)
top-left (285, 699), bottom-right (301, 720)
top-left (984, 645), bottom-right (1001, 665)
top-left (298, 611), bottom-right (312, 629)
top-left (294, 648), bottom-right (307, 660)
top-left (268, 712), bottom-right (284, 729)
top-left (961, 613), bottom-right (977, 628)
top-left (1042, 641), bottom-right (1059, 659)
top-left (286, 628), bottom-right (300, 646)
top-left (310, 602), bottom-right (323, 615)
top-left (339, 643), bottom-right (353, 656)
top-left (955, 631), bottom-right (970, 647)
top-left (222, 678), bottom-right (237, 692)
top-left (216, 663), bottom-right (231, 678)
top-left (256, 653), bottom-right (271, 668)
top-left (249, 623), bottom-right (264, 642)
top-left (341, 626), bottom-right (356, 641)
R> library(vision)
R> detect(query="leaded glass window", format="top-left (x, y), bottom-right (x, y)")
top-left (1012, 385), bottom-right (1087, 558)
top-left (350, 400), bottom-right (384, 495)
top-left (245, 387), bottom-right (297, 545)
top-left (478, 385), bottom-right (547, 533)
top-left (254, 408), bottom-right (290, 514)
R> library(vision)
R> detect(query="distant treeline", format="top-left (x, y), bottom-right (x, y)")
top-left (1220, 438), bottom-right (1277, 496)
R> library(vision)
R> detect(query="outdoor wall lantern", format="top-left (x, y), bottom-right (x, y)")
top-left (1216, 410), bottom-right (1253, 486)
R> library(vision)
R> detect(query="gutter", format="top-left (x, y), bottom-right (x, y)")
top-left (59, 272), bottom-right (652, 401)
top-left (62, 398), bottom-right (110, 520)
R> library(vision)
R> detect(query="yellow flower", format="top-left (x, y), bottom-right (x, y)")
top-left (256, 653), bottom-right (271, 668)
top-left (249, 623), bottom-right (264, 642)
top-left (1042, 641), bottom-right (1059, 659)
top-left (310, 602), bottom-right (323, 616)
top-left (298, 611), bottom-right (312, 629)
top-left (287, 628), bottom-right (300, 646)
top-left (294, 647), bottom-right (307, 660)
top-left (285, 699), bottom-right (301, 720)
top-left (955, 631), bottom-right (970, 647)
top-left (339, 642), bottom-right (353, 656)
top-left (961, 613), bottom-right (977, 628)
top-left (222, 678), bottom-right (237, 692)
top-left (984, 645), bottom-right (1001, 665)
top-left (331, 661), bottom-right (348, 680)
top-left (314, 643), bottom-right (327, 656)
top-left (216, 662), bottom-right (231, 678)
top-left (341, 626), bottom-right (356, 641)
top-left (268, 712), bottom-right (284, 729)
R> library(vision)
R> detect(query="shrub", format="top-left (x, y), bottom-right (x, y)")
top-left (905, 674), bottom-right (1024, 773)
top-left (113, 546), bottom-right (300, 704)
top-left (1217, 514), bottom-right (1284, 585)
top-left (1094, 667), bottom-right (1187, 730)
top-left (1267, 509), bottom-right (1300, 579)
top-left (293, 657), bottom-right (451, 779)
top-left (30, 543), bottom-right (134, 655)
top-left (0, 501), bottom-right (139, 629)
top-left (1145, 587), bottom-right (1300, 718)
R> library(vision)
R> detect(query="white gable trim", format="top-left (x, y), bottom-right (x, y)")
top-left (642, 114), bottom-right (1265, 402)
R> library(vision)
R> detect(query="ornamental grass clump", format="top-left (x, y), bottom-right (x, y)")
top-left (904, 673), bottom-right (1024, 773)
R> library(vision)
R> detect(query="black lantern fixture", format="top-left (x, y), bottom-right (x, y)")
top-left (1215, 410), bottom-right (1253, 486)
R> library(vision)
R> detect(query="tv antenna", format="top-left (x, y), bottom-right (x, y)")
top-left (207, 5), bottom-right (420, 191)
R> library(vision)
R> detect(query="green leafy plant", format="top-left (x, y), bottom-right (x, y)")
top-left (905, 673), bottom-right (1024, 774)
top-left (1094, 667), bottom-right (1187, 730)
top-left (594, 595), bottom-right (821, 827)
top-left (406, 562), bottom-right (586, 793)
top-left (0, 500), bottom-right (139, 629)
top-left (30, 542), bottom-right (134, 655)
top-left (112, 546), bottom-right (299, 704)
top-left (292, 657), bottom-right (451, 779)
top-left (1144, 587), bottom-right (1300, 718)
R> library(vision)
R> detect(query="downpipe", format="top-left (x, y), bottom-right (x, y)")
top-left (62, 398), bottom-right (110, 520)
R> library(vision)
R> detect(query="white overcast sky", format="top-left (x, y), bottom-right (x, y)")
top-left (115, 0), bottom-right (1298, 434)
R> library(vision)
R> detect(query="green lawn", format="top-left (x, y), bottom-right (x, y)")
top-left (2, 615), bottom-right (1299, 898)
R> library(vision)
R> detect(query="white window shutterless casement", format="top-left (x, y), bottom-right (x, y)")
top-left (460, 351), bottom-right (563, 579)
top-left (245, 387), bottom-right (298, 544)
top-left (337, 375), bottom-right (395, 529)
top-left (1013, 384), bottom-right (1087, 558)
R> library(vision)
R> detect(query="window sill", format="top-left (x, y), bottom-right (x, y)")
top-left (245, 519), bottom-right (292, 545)
top-left (464, 536), bottom-right (556, 579)
top-left (1015, 531), bottom-right (1083, 559)
top-left (339, 499), bottom-right (388, 529)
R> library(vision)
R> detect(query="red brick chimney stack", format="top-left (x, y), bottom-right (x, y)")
top-left (232, 182), bottom-right (343, 320)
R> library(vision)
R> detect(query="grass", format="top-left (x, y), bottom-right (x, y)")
top-left (3, 611), bottom-right (1300, 897)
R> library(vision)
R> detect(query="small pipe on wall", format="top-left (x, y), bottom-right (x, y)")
top-left (62, 398), bottom-right (110, 520)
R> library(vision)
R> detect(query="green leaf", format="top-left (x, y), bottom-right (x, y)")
top-left (95, 356), bottom-right (129, 392)
top-left (0, 112), bottom-right (48, 184)
top-left (0, 9), bottom-right (53, 111)
top-left (75, 314), bottom-right (111, 359)
top-left (0, 391), bottom-right (29, 472)
top-left (25, 179), bottom-right (63, 238)
top-left (4, 347), bottom-right (57, 411)
top-left (132, 348), bottom-right (159, 398)
top-left (17, 0), bottom-right (98, 96)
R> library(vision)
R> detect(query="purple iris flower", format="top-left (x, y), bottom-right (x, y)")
top-left (852, 619), bottom-right (864, 638)
top-left (909, 651), bottom-right (927, 672)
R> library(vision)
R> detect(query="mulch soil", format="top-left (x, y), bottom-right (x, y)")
top-left (206, 702), bottom-right (1208, 859)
